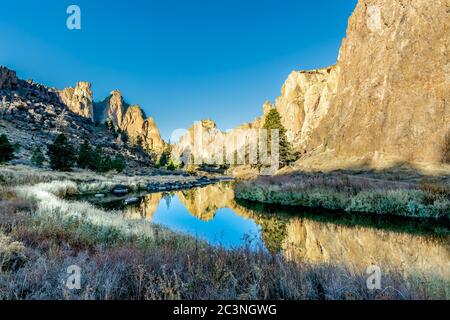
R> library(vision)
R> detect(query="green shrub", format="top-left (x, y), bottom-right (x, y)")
top-left (0, 134), bottom-right (15, 164)
top-left (77, 139), bottom-right (93, 169)
top-left (112, 154), bottom-right (126, 173)
top-left (47, 134), bottom-right (76, 171)
top-left (31, 146), bottom-right (45, 167)
top-left (166, 161), bottom-right (177, 171)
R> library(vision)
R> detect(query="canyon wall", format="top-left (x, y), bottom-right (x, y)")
top-left (307, 0), bottom-right (450, 166)
top-left (174, 0), bottom-right (449, 170)
top-left (94, 91), bottom-right (165, 153)
top-left (57, 83), bottom-right (166, 154)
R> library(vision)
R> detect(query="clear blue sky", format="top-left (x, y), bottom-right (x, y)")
top-left (0, 0), bottom-right (357, 139)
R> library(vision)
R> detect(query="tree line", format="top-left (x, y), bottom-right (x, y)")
top-left (0, 133), bottom-right (125, 173)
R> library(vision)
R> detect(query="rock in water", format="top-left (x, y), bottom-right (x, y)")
top-left (112, 185), bottom-right (130, 196)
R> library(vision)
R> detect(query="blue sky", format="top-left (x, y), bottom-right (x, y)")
top-left (0, 0), bottom-right (357, 139)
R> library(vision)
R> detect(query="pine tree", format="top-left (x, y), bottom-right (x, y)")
top-left (262, 108), bottom-right (292, 167)
top-left (112, 154), bottom-right (126, 173)
top-left (47, 134), bottom-right (76, 171)
top-left (0, 134), bottom-right (15, 164)
top-left (136, 135), bottom-right (144, 149)
top-left (157, 145), bottom-right (171, 168)
top-left (120, 131), bottom-right (129, 144)
top-left (88, 146), bottom-right (104, 172)
top-left (31, 146), bottom-right (45, 167)
top-left (105, 119), bottom-right (114, 132)
top-left (166, 161), bottom-right (176, 171)
top-left (77, 139), bottom-right (93, 169)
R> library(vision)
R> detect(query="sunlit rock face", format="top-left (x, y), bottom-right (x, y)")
top-left (94, 91), bottom-right (166, 154)
top-left (176, 0), bottom-right (449, 170)
top-left (274, 66), bottom-right (339, 148)
top-left (121, 105), bottom-right (165, 153)
top-left (282, 218), bottom-right (450, 281)
top-left (172, 120), bottom-right (224, 165)
top-left (94, 90), bottom-right (128, 128)
top-left (308, 0), bottom-right (450, 166)
top-left (59, 82), bottom-right (93, 120)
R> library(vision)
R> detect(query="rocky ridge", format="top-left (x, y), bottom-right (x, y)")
top-left (174, 0), bottom-right (450, 172)
top-left (0, 66), bottom-right (166, 166)
top-left (0, 66), bottom-right (155, 170)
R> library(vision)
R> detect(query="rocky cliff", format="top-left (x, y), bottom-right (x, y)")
top-left (58, 82), bottom-right (94, 120)
top-left (93, 91), bottom-right (166, 154)
top-left (0, 67), bottom-right (18, 90)
top-left (275, 66), bottom-right (339, 148)
top-left (174, 0), bottom-right (449, 171)
top-left (94, 90), bottom-right (129, 128)
top-left (0, 66), bottom-right (161, 170)
top-left (120, 105), bottom-right (165, 153)
top-left (306, 0), bottom-right (450, 167)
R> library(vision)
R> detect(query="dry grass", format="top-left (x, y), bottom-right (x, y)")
top-left (0, 164), bottom-right (203, 195)
top-left (235, 173), bottom-right (450, 220)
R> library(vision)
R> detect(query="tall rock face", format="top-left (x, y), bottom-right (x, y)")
top-left (121, 105), bottom-right (165, 153)
top-left (172, 120), bottom-right (222, 165)
top-left (94, 90), bottom-right (129, 127)
top-left (308, 0), bottom-right (450, 166)
top-left (177, 0), bottom-right (449, 170)
top-left (0, 67), bottom-right (18, 90)
top-left (59, 82), bottom-right (94, 120)
top-left (93, 91), bottom-right (166, 154)
top-left (275, 66), bottom-right (339, 148)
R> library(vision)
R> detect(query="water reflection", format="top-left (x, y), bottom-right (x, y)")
top-left (88, 182), bottom-right (450, 282)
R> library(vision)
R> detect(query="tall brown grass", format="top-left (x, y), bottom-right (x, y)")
top-left (235, 173), bottom-right (450, 220)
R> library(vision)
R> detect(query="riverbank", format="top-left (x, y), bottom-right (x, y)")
top-left (234, 172), bottom-right (450, 222)
top-left (0, 165), bottom-right (448, 299)
top-left (0, 165), bottom-right (225, 195)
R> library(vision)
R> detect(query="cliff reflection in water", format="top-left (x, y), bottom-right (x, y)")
top-left (120, 182), bottom-right (450, 282)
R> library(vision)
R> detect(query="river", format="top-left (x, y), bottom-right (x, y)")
top-left (84, 181), bottom-right (450, 285)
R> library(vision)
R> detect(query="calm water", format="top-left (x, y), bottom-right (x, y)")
top-left (85, 182), bottom-right (450, 282)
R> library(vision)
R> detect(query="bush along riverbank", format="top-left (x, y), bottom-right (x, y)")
top-left (234, 174), bottom-right (450, 222)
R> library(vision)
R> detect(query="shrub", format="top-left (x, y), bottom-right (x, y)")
top-left (112, 154), bottom-right (126, 173)
top-left (166, 161), bottom-right (176, 171)
top-left (0, 134), bottom-right (15, 164)
top-left (88, 146), bottom-right (110, 173)
top-left (30, 146), bottom-right (45, 167)
top-left (47, 134), bottom-right (76, 171)
top-left (77, 139), bottom-right (93, 169)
